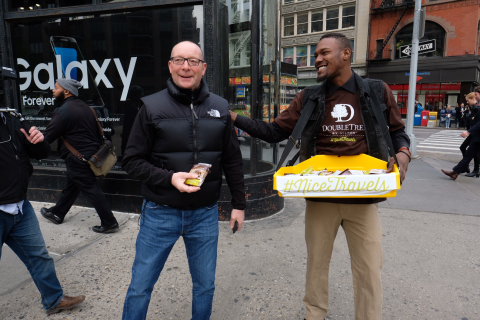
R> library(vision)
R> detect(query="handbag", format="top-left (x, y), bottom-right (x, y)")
top-left (62, 107), bottom-right (117, 178)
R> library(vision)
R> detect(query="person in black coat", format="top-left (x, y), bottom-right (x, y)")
top-left (443, 92), bottom-right (480, 179)
top-left (0, 109), bottom-right (85, 314)
top-left (40, 79), bottom-right (119, 233)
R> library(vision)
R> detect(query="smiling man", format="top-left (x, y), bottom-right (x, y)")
top-left (121, 41), bottom-right (245, 320)
top-left (230, 33), bottom-right (410, 320)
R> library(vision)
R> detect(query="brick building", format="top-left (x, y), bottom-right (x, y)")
top-left (367, 0), bottom-right (480, 116)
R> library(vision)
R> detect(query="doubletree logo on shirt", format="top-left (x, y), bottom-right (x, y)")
top-left (322, 103), bottom-right (364, 143)
top-left (331, 104), bottom-right (355, 122)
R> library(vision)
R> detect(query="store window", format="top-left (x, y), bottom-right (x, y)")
top-left (342, 5), bottom-right (356, 28)
top-left (9, 0), bottom-right (93, 11)
top-left (395, 21), bottom-right (445, 59)
top-left (326, 7), bottom-right (339, 31)
top-left (12, 5), bottom-right (203, 168)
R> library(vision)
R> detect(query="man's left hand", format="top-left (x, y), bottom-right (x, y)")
top-left (21, 126), bottom-right (44, 145)
top-left (386, 152), bottom-right (409, 182)
top-left (229, 209), bottom-right (245, 232)
top-left (461, 130), bottom-right (470, 138)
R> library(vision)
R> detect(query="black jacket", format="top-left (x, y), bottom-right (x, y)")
top-left (0, 112), bottom-right (50, 205)
top-left (44, 96), bottom-right (102, 159)
top-left (122, 78), bottom-right (246, 210)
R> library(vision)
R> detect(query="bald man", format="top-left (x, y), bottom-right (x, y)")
top-left (121, 41), bottom-right (245, 320)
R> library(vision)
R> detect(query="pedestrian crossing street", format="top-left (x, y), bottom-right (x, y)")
top-left (417, 130), bottom-right (465, 155)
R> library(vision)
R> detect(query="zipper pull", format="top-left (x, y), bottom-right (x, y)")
top-left (190, 103), bottom-right (198, 120)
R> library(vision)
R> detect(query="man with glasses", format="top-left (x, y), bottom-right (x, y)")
top-left (0, 109), bottom-right (85, 314)
top-left (122, 41), bottom-right (245, 320)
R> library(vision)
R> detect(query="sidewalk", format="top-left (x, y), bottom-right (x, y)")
top-left (1, 158), bottom-right (479, 319)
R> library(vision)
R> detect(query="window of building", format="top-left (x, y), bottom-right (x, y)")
top-left (297, 13), bottom-right (308, 35)
top-left (342, 5), bottom-right (355, 28)
top-left (296, 46), bottom-right (308, 66)
top-left (283, 47), bottom-right (294, 64)
top-left (284, 15), bottom-right (294, 36)
top-left (284, 0), bottom-right (294, 3)
top-left (283, 4), bottom-right (355, 37)
top-left (350, 39), bottom-right (354, 63)
top-left (395, 21), bottom-right (445, 59)
top-left (310, 45), bottom-right (316, 66)
top-left (311, 11), bottom-right (323, 33)
top-left (326, 7), bottom-right (339, 31)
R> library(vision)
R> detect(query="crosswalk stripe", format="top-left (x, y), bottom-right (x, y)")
top-left (416, 130), bottom-right (466, 154)
top-left (417, 145), bottom-right (462, 151)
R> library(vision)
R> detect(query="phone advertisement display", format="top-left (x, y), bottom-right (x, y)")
top-left (11, 6), bottom-right (204, 169)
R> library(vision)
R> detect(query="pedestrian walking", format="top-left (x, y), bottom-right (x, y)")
top-left (40, 79), bottom-right (119, 233)
top-left (0, 109), bottom-right (85, 314)
top-left (445, 105), bottom-right (452, 128)
top-left (455, 103), bottom-right (461, 128)
top-left (442, 91), bottom-right (480, 179)
top-left (121, 41), bottom-right (245, 320)
top-left (230, 32), bottom-right (410, 320)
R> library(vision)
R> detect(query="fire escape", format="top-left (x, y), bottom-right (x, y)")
top-left (369, 0), bottom-right (414, 60)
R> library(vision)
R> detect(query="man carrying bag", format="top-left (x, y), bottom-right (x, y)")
top-left (41, 79), bottom-right (119, 233)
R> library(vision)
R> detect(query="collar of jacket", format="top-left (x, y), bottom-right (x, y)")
top-left (167, 78), bottom-right (210, 105)
top-left (56, 96), bottom-right (77, 108)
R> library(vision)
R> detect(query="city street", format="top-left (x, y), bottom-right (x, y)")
top-left (1, 127), bottom-right (480, 319)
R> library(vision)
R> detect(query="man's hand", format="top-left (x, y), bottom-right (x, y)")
top-left (386, 152), bottom-right (409, 183)
top-left (229, 209), bottom-right (245, 232)
top-left (229, 110), bottom-right (237, 123)
top-left (20, 126), bottom-right (44, 145)
top-left (461, 130), bottom-right (470, 138)
top-left (171, 172), bottom-right (201, 193)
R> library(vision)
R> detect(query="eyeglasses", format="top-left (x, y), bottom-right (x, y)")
top-left (170, 57), bottom-right (204, 66)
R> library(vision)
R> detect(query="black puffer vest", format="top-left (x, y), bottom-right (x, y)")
top-left (299, 73), bottom-right (390, 162)
top-left (140, 79), bottom-right (229, 209)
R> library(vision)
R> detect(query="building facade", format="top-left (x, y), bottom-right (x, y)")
top-left (280, 0), bottom-right (370, 89)
top-left (367, 0), bottom-right (480, 116)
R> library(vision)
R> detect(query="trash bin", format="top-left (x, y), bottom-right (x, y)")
top-left (421, 110), bottom-right (429, 126)
top-left (414, 114), bottom-right (421, 126)
top-left (429, 112), bottom-right (438, 126)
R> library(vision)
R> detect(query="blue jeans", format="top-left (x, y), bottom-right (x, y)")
top-left (446, 117), bottom-right (451, 128)
top-left (122, 201), bottom-right (219, 320)
top-left (0, 199), bottom-right (64, 311)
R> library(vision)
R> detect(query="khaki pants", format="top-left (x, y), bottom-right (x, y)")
top-left (303, 201), bottom-right (383, 320)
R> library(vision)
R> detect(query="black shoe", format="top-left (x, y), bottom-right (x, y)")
top-left (465, 170), bottom-right (480, 177)
top-left (40, 207), bottom-right (63, 225)
top-left (92, 222), bottom-right (119, 234)
top-left (466, 168), bottom-right (471, 174)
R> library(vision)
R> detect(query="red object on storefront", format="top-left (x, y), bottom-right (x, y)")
top-left (421, 111), bottom-right (430, 126)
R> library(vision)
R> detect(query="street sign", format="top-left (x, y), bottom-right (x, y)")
top-left (399, 39), bottom-right (436, 58)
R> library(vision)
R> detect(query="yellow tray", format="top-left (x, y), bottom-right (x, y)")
top-left (273, 154), bottom-right (400, 198)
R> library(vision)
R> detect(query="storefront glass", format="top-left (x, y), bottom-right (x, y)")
top-left (388, 83), bottom-right (460, 116)
top-left (222, 0), bottom-right (280, 175)
top-left (8, 0), bottom-right (94, 11)
top-left (12, 5), bottom-right (204, 169)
